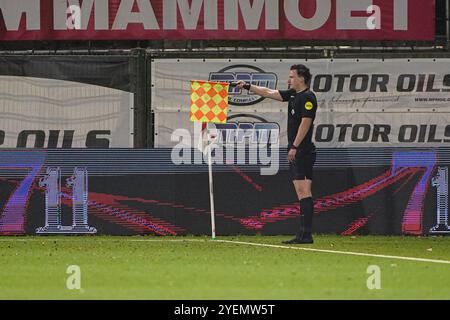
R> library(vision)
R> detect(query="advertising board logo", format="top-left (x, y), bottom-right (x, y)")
top-left (216, 113), bottom-right (280, 147)
top-left (209, 65), bottom-right (278, 106)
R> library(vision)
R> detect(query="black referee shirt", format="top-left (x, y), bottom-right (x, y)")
top-left (279, 88), bottom-right (318, 157)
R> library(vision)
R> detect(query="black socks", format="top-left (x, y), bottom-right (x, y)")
top-left (296, 197), bottom-right (314, 240)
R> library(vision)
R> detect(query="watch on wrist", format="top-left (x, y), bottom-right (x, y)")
top-left (243, 83), bottom-right (251, 90)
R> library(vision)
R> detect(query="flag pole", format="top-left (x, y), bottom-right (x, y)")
top-left (204, 123), bottom-right (216, 240)
top-left (207, 140), bottom-right (216, 240)
top-left (198, 122), bottom-right (216, 240)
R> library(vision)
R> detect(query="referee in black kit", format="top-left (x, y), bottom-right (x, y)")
top-left (236, 64), bottom-right (317, 244)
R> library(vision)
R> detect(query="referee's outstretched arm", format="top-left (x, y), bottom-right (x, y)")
top-left (234, 80), bottom-right (283, 102)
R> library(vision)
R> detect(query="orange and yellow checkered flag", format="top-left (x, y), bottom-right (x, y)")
top-left (190, 80), bottom-right (229, 124)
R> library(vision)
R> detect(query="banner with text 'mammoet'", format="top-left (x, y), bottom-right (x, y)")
top-left (0, 0), bottom-right (435, 41)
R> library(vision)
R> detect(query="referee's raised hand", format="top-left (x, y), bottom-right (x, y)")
top-left (232, 80), bottom-right (251, 90)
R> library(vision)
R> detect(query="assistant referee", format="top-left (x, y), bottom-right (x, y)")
top-left (236, 64), bottom-right (317, 244)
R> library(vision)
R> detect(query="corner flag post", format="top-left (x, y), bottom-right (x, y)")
top-left (190, 80), bottom-right (229, 240)
top-left (207, 133), bottom-right (216, 239)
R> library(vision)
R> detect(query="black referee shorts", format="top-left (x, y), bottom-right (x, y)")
top-left (289, 151), bottom-right (316, 181)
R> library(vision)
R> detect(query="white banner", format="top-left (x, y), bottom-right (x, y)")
top-left (152, 58), bottom-right (450, 148)
top-left (0, 76), bottom-right (134, 148)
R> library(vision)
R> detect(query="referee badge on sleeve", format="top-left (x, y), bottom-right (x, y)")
top-left (305, 101), bottom-right (314, 110)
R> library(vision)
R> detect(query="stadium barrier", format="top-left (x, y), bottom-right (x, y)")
top-left (0, 51), bottom-right (450, 236)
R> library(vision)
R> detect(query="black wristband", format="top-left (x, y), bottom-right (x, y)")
top-left (243, 83), bottom-right (251, 90)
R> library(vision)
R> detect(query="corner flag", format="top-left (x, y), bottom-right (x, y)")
top-left (189, 80), bottom-right (230, 240)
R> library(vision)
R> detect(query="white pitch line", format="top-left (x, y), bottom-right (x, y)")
top-left (214, 239), bottom-right (450, 265)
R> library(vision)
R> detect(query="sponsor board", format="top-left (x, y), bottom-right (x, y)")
top-left (0, 0), bottom-right (434, 41)
top-left (152, 59), bottom-right (450, 148)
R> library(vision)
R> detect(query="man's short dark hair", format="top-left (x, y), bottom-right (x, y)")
top-left (290, 64), bottom-right (312, 86)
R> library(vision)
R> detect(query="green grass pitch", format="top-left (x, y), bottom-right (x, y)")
top-left (0, 235), bottom-right (449, 300)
